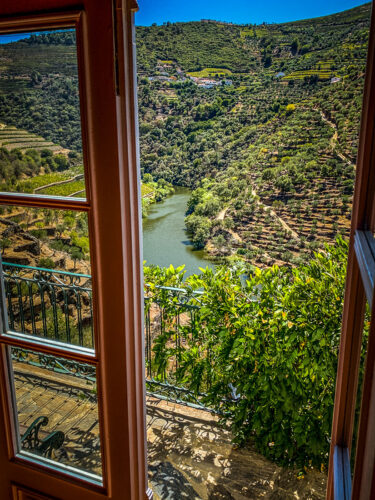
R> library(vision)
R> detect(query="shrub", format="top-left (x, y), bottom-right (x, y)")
top-left (151, 238), bottom-right (354, 468)
top-left (38, 257), bottom-right (55, 269)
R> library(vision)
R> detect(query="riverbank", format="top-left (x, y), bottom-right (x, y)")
top-left (141, 177), bottom-right (174, 217)
top-left (142, 187), bottom-right (213, 277)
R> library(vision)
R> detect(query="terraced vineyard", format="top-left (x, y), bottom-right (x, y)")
top-left (38, 181), bottom-right (85, 197)
top-left (13, 167), bottom-right (84, 196)
top-left (0, 78), bottom-right (29, 94)
top-left (141, 183), bottom-right (154, 197)
top-left (187, 68), bottom-right (233, 78)
top-left (282, 60), bottom-right (336, 81)
top-left (0, 123), bottom-right (69, 154)
top-left (136, 3), bottom-right (371, 267)
top-left (0, 2), bottom-right (371, 269)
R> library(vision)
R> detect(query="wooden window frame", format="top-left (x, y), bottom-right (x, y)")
top-left (4, 0), bottom-right (375, 498)
top-left (0, 1), bottom-right (151, 499)
top-left (327, 2), bottom-right (375, 499)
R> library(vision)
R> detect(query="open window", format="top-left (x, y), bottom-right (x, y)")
top-left (0, 1), bottom-right (150, 499)
top-left (1, 0), bottom-right (375, 499)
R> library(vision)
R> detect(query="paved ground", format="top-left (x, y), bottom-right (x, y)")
top-left (15, 362), bottom-right (101, 477)
top-left (14, 363), bottom-right (327, 499)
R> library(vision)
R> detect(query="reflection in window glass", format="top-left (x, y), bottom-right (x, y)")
top-left (350, 315), bottom-right (370, 477)
top-left (0, 205), bottom-right (93, 349)
top-left (10, 346), bottom-right (102, 481)
top-left (0, 29), bottom-right (86, 198)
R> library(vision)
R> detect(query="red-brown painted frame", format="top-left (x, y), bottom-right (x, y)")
top-left (0, 1), bottom-right (149, 499)
top-left (327, 2), bottom-right (375, 499)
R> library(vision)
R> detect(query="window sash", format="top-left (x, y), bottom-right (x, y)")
top-left (328, 2), bottom-right (375, 499)
top-left (0, 1), bottom-right (148, 499)
top-left (0, 10), bottom-right (94, 360)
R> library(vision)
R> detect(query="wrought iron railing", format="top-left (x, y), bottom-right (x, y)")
top-left (12, 347), bottom-right (97, 385)
top-left (2, 262), bottom-right (209, 410)
top-left (144, 284), bottom-right (208, 409)
top-left (2, 262), bottom-right (94, 348)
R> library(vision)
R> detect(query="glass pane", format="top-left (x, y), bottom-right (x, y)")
top-left (0, 29), bottom-right (86, 198)
top-left (0, 205), bottom-right (93, 349)
top-left (350, 312), bottom-right (370, 478)
top-left (10, 346), bottom-right (102, 482)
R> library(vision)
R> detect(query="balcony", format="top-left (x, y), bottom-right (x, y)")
top-left (2, 262), bottom-right (327, 498)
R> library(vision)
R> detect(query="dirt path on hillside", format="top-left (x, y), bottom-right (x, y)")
top-left (267, 204), bottom-right (300, 239)
top-left (227, 228), bottom-right (242, 243)
top-left (216, 188), bottom-right (300, 241)
top-left (217, 207), bottom-right (229, 220)
top-left (317, 109), bottom-right (356, 169)
top-left (249, 187), bottom-right (300, 240)
top-left (215, 207), bottom-right (243, 242)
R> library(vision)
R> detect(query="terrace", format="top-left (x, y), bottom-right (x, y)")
top-left (1, 262), bottom-right (326, 499)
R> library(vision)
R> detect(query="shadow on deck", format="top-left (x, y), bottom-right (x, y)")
top-left (14, 363), bottom-right (327, 499)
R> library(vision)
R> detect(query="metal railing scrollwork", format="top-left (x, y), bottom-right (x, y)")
top-left (2, 262), bottom-right (210, 410)
top-left (2, 262), bottom-right (93, 348)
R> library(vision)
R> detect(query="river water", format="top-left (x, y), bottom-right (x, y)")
top-left (142, 187), bottom-right (213, 277)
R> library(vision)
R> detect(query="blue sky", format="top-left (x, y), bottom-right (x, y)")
top-left (0, 1), bottom-right (368, 43)
top-left (0, 29), bottom-right (72, 45)
top-left (135, 0), bottom-right (368, 26)
top-left (0, 33), bottom-right (32, 44)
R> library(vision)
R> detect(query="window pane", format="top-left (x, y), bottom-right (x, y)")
top-left (0, 29), bottom-right (87, 199)
top-left (0, 205), bottom-right (93, 350)
top-left (10, 346), bottom-right (102, 482)
top-left (350, 313), bottom-right (370, 477)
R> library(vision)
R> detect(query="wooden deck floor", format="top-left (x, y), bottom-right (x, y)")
top-left (14, 362), bottom-right (327, 499)
top-left (14, 362), bottom-right (101, 477)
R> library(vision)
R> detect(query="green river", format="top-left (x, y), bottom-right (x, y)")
top-left (142, 187), bottom-right (213, 277)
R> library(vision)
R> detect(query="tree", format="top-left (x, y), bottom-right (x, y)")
top-left (153, 239), bottom-right (351, 467)
top-left (185, 214), bottom-right (211, 249)
top-left (285, 104), bottom-right (296, 115)
top-left (291, 38), bottom-right (300, 55)
top-left (0, 238), bottom-right (11, 256)
top-left (71, 248), bottom-right (84, 270)
top-left (54, 154), bottom-right (69, 171)
top-left (263, 54), bottom-right (272, 68)
top-left (56, 224), bottom-right (65, 239)
top-left (262, 168), bottom-right (274, 181)
top-left (30, 70), bottom-right (42, 86)
top-left (143, 173), bottom-right (153, 183)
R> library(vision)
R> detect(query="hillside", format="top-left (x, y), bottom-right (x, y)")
top-left (136, 2), bottom-right (370, 75)
top-left (0, 3), bottom-right (372, 268)
top-left (0, 30), bottom-right (81, 151)
top-left (136, 3), bottom-right (371, 267)
top-left (0, 123), bottom-right (70, 154)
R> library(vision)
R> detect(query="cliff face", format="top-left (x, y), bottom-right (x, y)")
top-left (0, 217), bottom-right (90, 274)
top-left (1, 217), bottom-right (42, 266)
